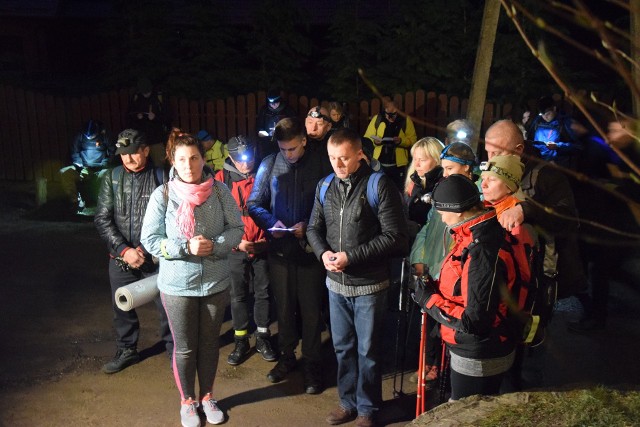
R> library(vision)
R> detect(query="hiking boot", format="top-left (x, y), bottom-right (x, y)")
top-left (102, 347), bottom-right (140, 374)
top-left (303, 360), bottom-right (323, 394)
top-left (201, 394), bottom-right (224, 425)
top-left (256, 334), bottom-right (277, 362)
top-left (227, 336), bottom-right (250, 366)
top-left (355, 415), bottom-right (375, 427)
top-left (326, 406), bottom-right (356, 425)
top-left (180, 398), bottom-right (201, 427)
top-left (267, 353), bottom-right (296, 383)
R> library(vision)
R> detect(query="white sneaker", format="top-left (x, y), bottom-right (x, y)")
top-left (201, 394), bottom-right (225, 425)
top-left (180, 399), bottom-right (201, 427)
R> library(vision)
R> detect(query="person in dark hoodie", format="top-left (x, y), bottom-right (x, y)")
top-left (214, 136), bottom-right (276, 366)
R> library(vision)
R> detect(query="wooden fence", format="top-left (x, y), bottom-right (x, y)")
top-left (0, 84), bottom-right (528, 183)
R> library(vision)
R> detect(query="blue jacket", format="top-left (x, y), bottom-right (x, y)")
top-left (141, 169), bottom-right (244, 297)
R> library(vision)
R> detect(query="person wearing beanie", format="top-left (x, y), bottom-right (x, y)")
top-left (412, 174), bottom-right (523, 401)
top-left (408, 141), bottom-right (478, 385)
top-left (480, 154), bottom-right (526, 221)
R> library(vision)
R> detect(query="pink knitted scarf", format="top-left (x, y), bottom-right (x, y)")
top-left (169, 176), bottom-right (214, 239)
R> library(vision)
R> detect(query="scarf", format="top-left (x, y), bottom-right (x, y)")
top-left (169, 176), bottom-right (214, 239)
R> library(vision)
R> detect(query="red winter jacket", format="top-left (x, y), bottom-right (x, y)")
top-left (424, 209), bottom-right (524, 359)
top-left (215, 164), bottom-right (265, 245)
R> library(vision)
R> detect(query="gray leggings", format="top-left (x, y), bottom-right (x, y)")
top-left (161, 289), bottom-right (229, 400)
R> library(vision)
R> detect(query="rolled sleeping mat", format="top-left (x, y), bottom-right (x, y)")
top-left (115, 274), bottom-right (159, 311)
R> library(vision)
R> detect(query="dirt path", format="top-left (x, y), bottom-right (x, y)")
top-left (1, 189), bottom-right (639, 427)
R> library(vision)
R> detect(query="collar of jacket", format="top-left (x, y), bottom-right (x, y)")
top-left (448, 208), bottom-right (497, 239)
top-left (223, 158), bottom-right (253, 180)
top-left (341, 160), bottom-right (372, 184)
top-left (123, 162), bottom-right (153, 175)
top-left (410, 165), bottom-right (443, 188)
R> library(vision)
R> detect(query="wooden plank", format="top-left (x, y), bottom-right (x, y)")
top-left (189, 99), bottom-right (199, 134)
top-left (204, 100), bottom-right (216, 137)
top-left (246, 93), bottom-right (257, 139)
top-left (54, 95), bottom-right (69, 180)
top-left (436, 94), bottom-right (449, 140)
top-left (109, 90), bottom-right (121, 133)
top-left (25, 90), bottom-right (43, 180)
top-left (120, 89), bottom-right (131, 130)
top-left (236, 94), bottom-right (247, 137)
top-left (216, 99), bottom-right (225, 142)
top-left (297, 95), bottom-right (309, 121)
top-left (425, 92), bottom-right (437, 137)
top-left (35, 92), bottom-right (52, 180)
top-left (177, 98), bottom-right (189, 131)
top-left (0, 85), bottom-right (18, 180)
top-left (226, 97), bottom-right (236, 140)
top-left (15, 87), bottom-right (31, 180)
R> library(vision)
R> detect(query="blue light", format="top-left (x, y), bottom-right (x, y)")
top-left (241, 154), bottom-right (248, 161)
top-left (456, 130), bottom-right (467, 140)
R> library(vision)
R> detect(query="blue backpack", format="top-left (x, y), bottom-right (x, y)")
top-left (319, 172), bottom-right (383, 215)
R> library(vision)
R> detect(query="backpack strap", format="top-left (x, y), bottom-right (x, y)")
top-left (319, 173), bottom-right (335, 205)
top-left (366, 172), bottom-right (383, 216)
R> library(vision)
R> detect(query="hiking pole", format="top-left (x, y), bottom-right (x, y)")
top-left (416, 310), bottom-right (428, 417)
top-left (438, 345), bottom-right (451, 404)
top-left (392, 258), bottom-right (410, 398)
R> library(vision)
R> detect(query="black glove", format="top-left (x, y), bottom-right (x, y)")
top-left (412, 276), bottom-right (436, 309)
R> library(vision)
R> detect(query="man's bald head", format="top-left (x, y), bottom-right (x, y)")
top-left (484, 119), bottom-right (525, 160)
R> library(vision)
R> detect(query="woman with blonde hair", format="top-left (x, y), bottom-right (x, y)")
top-left (142, 129), bottom-right (244, 427)
top-left (404, 137), bottom-right (445, 234)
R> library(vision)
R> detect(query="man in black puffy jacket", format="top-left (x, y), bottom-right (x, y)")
top-left (94, 129), bottom-right (172, 374)
top-left (307, 128), bottom-right (408, 427)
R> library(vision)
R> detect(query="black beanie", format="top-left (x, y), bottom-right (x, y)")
top-left (431, 174), bottom-right (480, 213)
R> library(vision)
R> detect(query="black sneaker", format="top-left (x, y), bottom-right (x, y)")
top-left (227, 336), bottom-right (251, 366)
top-left (102, 348), bottom-right (140, 374)
top-left (255, 335), bottom-right (277, 362)
top-left (303, 360), bottom-right (323, 394)
top-left (267, 353), bottom-right (296, 383)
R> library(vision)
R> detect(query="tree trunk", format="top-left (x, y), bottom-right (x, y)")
top-left (467, 0), bottom-right (501, 152)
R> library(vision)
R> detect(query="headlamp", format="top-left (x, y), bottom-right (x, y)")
top-left (456, 130), bottom-right (467, 140)
top-left (228, 136), bottom-right (255, 163)
top-left (307, 107), bottom-right (330, 122)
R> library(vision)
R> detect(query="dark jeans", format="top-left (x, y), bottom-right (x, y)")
top-left (108, 258), bottom-right (172, 352)
top-left (329, 288), bottom-right (388, 417)
top-left (228, 251), bottom-right (270, 332)
top-left (268, 254), bottom-right (325, 361)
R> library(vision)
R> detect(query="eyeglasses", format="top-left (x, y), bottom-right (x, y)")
top-left (385, 111), bottom-right (398, 118)
top-left (307, 107), bottom-right (330, 122)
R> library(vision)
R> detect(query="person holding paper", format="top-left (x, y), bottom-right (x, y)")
top-left (248, 117), bottom-right (332, 394)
